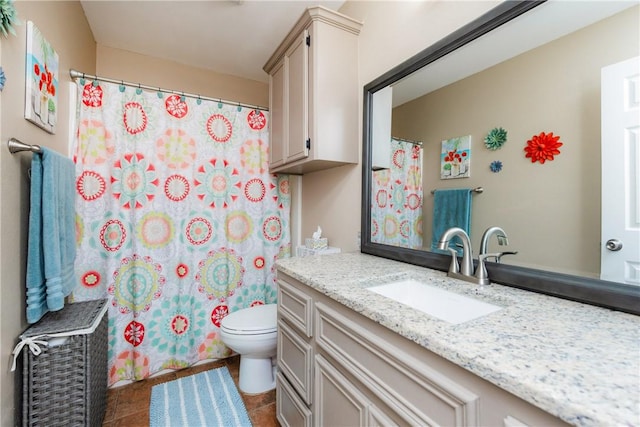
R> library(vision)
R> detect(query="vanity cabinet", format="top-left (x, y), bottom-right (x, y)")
top-left (276, 271), bottom-right (569, 427)
top-left (277, 278), bottom-right (314, 427)
top-left (263, 6), bottom-right (362, 174)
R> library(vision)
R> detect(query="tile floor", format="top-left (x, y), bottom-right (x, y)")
top-left (102, 355), bottom-right (278, 427)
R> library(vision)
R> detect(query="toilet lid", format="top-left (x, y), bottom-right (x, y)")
top-left (220, 303), bottom-right (277, 334)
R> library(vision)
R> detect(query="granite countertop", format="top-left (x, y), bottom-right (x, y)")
top-left (275, 252), bottom-right (640, 427)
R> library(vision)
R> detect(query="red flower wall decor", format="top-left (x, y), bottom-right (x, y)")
top-left (524, 132), bottom-right (563, 164)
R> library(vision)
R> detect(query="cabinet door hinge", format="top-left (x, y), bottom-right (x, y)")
top-left (306, 138), bottom-right (311, 151)
top-left (306, 35), bottom-right (311, 46)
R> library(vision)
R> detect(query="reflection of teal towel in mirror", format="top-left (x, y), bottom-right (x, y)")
top-left (26, 147), bottom-right (77, 324)
top-left (431, 188), bottom-right (472, 256)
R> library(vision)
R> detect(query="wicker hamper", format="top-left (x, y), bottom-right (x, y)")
top-left (20, 299), bottom-right (108, 427)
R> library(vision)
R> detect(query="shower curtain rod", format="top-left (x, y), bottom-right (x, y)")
top-left (69, 69), bottom-right (269, 112)
top-left (393, 136), bottom-right (423, 146)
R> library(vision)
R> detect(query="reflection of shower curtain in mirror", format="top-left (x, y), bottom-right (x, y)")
top-left (371, 138), bottom-right (423, 249)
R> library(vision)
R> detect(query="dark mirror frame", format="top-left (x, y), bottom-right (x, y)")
top-left (361, 0), bottom-right (640, 316)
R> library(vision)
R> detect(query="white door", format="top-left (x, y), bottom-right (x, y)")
top-left (601, 56), bottom-right (640, 284)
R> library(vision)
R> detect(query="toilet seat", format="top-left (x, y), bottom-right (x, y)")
top-left (220, 304), bottom-right (277, 335)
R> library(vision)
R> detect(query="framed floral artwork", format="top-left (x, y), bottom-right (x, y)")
top-left (440, 135), bottom-right (471, 179)
top-left (25, 21), bottom-right (58, 134)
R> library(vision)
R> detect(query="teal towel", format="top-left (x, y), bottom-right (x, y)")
top-left (26, 147), bottom-right (77, 324)
top-left (431, 188), bottom-right (472, 256)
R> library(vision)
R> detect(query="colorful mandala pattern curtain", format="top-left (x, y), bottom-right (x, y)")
top-left (70, 80), bottom-right (290, 386)
top-left (371, 138), bottom-right (423, 249)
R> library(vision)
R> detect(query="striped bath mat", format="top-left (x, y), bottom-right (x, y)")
top-left (149, 366), bottom-right (252, 427)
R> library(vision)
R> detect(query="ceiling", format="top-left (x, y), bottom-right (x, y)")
top-left (81, 1), bottom-right (637, 94)
top-left (80, 0), bottom-right (345, 84)
top-left (392, 0), bottom-right (638, 107)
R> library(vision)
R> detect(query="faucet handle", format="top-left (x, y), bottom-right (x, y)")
top-left (494, 251), bottom-right (518, 263)
top-left (475, 252), bottom-right (503, 285)
top-left (446, 248), bottom-right (460, 274)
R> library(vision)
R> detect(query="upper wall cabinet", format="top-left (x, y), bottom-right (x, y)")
top-left (263, 6), bottom-right (362, 174)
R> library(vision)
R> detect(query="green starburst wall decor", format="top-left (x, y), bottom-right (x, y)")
top-left (0, 0), bottom-right (19, 38)
top-left (484, 127), bottom-right (508, 150)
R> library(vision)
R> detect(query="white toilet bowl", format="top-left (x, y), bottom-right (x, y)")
top-left (220, 303), bottom-right (277, 394)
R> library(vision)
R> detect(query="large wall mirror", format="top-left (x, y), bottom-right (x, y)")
top-left (361, 0), bottom-right (640, 315)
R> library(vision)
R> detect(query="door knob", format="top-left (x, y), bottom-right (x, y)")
top-left (606, 239), bottom-right (623, 251)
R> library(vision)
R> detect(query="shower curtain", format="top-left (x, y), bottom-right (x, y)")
top-left (371, 138), bottom-right (423, 249)
top-left (70, 80), bottom-right (290, 385)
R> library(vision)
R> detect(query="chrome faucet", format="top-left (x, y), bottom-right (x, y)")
top-left (478, 226), bottom-right (518, 261)
top-left (438, 226), bottom-right (517, 286)
top-left (475, 227), bottom-right (510, 285)
top-left (479, 226), bottom-right (508, 256)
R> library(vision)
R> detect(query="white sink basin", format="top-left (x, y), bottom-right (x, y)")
top-left (368, 279), bottom-right (502, 325)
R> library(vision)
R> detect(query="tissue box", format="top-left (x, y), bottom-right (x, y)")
top-left (305, 237), bottom-right (328, 250)
top-left (297, 246), bottom-right (341, 257)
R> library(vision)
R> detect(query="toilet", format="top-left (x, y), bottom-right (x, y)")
top-left (220, 303), bottom-right (278, 394)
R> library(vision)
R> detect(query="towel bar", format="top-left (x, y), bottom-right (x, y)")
top-left (431, 187), bottom-right (483, 195)
top-left (7, 138), bottom-right (42, 154)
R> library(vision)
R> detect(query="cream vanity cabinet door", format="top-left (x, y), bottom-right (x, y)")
top-left (276, 277), bottom-right (314, 426)
top-left (283, 30), bottom-right (309, 165)
top-left (314, 355), bottom-right (370, 427)
top-left (263, 6), bottom-right (362, 174)
top-left (314, 355), bottom-right (398, 427)
top-left (276, 370), bottom-right (311, 427)
top-left (268, 33), bottom-right (308, 169)
top-left (314, 354), bottom-right (399, 427)
top-left (268, 59), bottom-right (285, 168)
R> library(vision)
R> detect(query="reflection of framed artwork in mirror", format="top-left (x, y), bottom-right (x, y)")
top-left (440, 135), bottom-right (470, 179)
